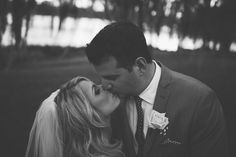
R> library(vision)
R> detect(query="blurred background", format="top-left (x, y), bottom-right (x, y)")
top-left (0, 0), bottom-right (235, 157)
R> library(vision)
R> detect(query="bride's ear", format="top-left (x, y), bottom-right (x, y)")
top-left (134, 57), bottom-right (147, 75)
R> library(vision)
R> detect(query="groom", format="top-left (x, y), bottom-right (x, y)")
top-left (85, 22), bottom-right (229, 157)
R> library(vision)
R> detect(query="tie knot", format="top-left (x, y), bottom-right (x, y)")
top-left (134, 96), bottom-right (142, 104)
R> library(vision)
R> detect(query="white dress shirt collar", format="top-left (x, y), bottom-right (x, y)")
top-left (139, 60), bottom-right (161, 104)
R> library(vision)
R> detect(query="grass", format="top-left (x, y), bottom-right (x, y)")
top-left (1, 47), bottom-right (235, 157)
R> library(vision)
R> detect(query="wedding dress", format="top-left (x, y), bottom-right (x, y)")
top-left (25, 90), bottom-right (63, 157)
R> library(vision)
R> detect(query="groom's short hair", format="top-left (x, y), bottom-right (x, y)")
top-left (85, 22), bottom-right (152, 70)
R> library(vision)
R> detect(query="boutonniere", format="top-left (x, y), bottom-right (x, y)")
top-left (149, 110), bottom-right (169, 135)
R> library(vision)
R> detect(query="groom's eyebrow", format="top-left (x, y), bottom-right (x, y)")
top-left (102, 74), bottom-right (119, 81)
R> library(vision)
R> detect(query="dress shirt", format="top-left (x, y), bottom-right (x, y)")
top-left (126, 60), bottom-right (161, 151)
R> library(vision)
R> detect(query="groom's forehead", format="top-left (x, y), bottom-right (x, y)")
top-left (95, 64), bottom-right (121, 76)
top-left (95, 57), bottom-right (119, 71)
top-left (94, 59), bottom-right (125, 80)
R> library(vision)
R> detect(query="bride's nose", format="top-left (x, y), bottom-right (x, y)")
top-left (101, 82), bottom-right (113, 91)
top-left (97, 84), bottom-right (103, 90)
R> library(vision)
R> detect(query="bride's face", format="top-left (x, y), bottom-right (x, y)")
top-left (78, 80), bottom-right (120, 116)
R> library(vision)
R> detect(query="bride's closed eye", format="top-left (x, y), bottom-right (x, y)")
top-left (92, 84), bottom-right (101, 96)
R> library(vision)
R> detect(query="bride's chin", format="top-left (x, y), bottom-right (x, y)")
top-left (112, 94), bottom-right (120, 107)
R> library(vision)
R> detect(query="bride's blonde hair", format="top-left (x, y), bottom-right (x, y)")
top-left (25, 77), bottom-right (124, 157)
top-left (55, 77), bottom-right (124, 157)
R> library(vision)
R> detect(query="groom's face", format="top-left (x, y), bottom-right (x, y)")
top-left (94, 57), bottom-right (140, 97)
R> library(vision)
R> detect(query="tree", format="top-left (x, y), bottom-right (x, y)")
top-left (24, 0), bottom-right (37, 39)
top-left (0, 0), bottom-right (9, 46)
top-left (11, 0), bottom-right (26, 48)
top-left (179, 0), bottom-right (236, 52)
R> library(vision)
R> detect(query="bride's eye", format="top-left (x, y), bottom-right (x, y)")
top-left (94, 86), bottom-right (101, 95)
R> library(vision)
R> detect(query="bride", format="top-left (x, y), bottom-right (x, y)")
top-left (25, 76), bottom-right (125, 157)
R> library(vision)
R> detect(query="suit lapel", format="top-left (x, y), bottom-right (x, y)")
top-left (142, 63), bottom-right (172, 157)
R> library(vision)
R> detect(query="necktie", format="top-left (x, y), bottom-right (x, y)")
top-left (134, 96), bottom-right (145, 156)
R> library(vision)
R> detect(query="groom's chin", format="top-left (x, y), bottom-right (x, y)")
top-left (117, 94), bottom-right (127, 99)
top-left (110, 90), bottom-right (127, 99)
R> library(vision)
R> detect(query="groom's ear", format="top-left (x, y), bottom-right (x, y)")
top-left (134, 57), bottom-right (147, 75)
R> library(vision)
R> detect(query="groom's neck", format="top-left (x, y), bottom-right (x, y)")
top-left (137, 62), bottom-right (156, 95)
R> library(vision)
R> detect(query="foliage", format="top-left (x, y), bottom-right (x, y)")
top-left (178, 0), bottom-right (236, 52)
top-left (1, 0), bottom-right (236, 52)
top-left (0, 0), bottom-right (36, 48)
top-left (103, 0), bottom-right (236, 52)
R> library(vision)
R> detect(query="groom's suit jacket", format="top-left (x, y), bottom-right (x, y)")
top-left (111, 63), bottom-right (229, 157)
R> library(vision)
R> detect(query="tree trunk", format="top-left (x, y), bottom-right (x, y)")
top-left (220, 38), bottom-right (232, 53)
top-left (12, 0), bottom-right (26, 48)
top-left (0, 0), bottom-right (8, 46)
top-left (137, 0), bottom-right (144, 30)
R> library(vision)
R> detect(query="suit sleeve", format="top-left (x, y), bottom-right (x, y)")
top-left (190, 90), bottom-right (229, 157)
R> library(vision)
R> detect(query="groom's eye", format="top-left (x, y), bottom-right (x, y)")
top-left (103, 75), bottom-right (119, 81)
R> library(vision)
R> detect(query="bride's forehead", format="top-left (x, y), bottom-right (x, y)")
top-left (78, 79), bottom-right (93, 88)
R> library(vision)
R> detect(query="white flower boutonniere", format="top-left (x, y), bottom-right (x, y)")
top-left (149, 110), bottom-right (169, 130)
